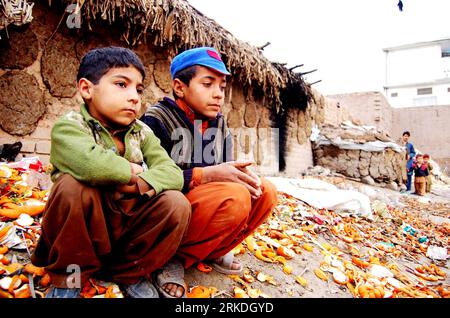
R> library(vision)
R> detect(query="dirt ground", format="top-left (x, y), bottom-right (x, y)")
top-left (183, 177), bottom-right (450, 298)
top-left (2, 172), bottom-right (449, 299)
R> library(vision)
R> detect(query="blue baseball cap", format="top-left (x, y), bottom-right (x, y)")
top-left (170, 47), bottom-right (230, 79)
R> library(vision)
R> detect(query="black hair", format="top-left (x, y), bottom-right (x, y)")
top-left (173, 65), bottom-right (198, 99)
top-left (402, 131), bottom-right (410, 137)
top-left (77, 46), bottom-right (145, 84)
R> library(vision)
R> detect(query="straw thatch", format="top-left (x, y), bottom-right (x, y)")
top-left (0, 0), bottom-right (34, 32)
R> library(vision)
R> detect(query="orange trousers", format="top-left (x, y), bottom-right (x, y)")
top-left (177, 178), bottom-right (277, 268)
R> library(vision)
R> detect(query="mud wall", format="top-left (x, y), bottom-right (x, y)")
top-left (0, 2), bottom-right (322, 175)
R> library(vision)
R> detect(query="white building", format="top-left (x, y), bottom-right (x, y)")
top-left (383, 38), bottom-right (450, 108)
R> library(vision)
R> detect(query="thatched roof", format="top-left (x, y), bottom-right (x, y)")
top-left (2, 0), bottom-right (312, 109)
top-left (0, 0), bottom-right (34, 33)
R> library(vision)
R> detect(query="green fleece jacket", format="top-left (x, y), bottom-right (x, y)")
top-left (50, 104), bottom-right (183, 194)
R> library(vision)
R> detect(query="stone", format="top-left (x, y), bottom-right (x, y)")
top-left (20, 140), bottom-right (36, 153)
top-left (369, 164), bottom-right (381, 180)
top-left (362, 175), bottom-right (376, 186)
top-left (0, 71), bottom-right (45, 135)
top-left (244, 102), bottom-right (258, 127)
top-left (359, 157), bottom-right (370, 169)
top-left (132, 43), bottom-right (158, 66)
top-left (230, 84), bottom-right (246, 109)
top-left (257, 106), bottom-right (272, 129)
top-left (346, 162), bottom-right (360, 178)
top-left (0, 26), bottom-right (38, 69)
top-left (346, 150), bottom-right (360, 160)
top-left (359, 168), bottom-right (370, 177)
top-left (29, 127), bottom-right (51, 140)
top-left (387, 182), bottom-right (398, 191)
top-left (297, 110), bottom-right (307, 144)
top-left (153, 59), bottom-right (172, 94)
top-left (41, 34), bottom-right (78, 98)
top-left (227, 109), bottom-right (242, 128)
top-left (360, 150), bottom-right (371, 159)
top-left (35, 140), bottom-right (51, 154)
top-left (375, 132), bottom-right (392, 142)
top-left (335, 157), bottom-right (348, 172)
top-left (297, 128), bottom-right (307, 145)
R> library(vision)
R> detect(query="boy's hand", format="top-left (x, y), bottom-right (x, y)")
top-left (202, 161), bottom-right (262, 199)
top-left (130, 162), bottom-right (144, 175)
top-left (112, 162), bottom-right (144, 199)
top-left (233, 161), bottom-right (261, 188)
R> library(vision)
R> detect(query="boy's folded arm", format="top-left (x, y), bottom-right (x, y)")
top-left (138, 129), bottom-right (184, 194)
top-left (50, 120), bottom-right (132, 185)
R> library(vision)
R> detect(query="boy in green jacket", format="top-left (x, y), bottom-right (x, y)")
top-left (31, 47), bottom-right (191, 298)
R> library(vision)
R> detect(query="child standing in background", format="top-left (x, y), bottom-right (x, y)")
top-left (412, 154), bottom-right (429, 196)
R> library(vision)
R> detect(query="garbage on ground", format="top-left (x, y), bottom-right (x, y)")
top-left (426, 246), bottom-right (448, 261)
top-left (1, 157), bottom-right (449, 298)
top-left (213, 176), bottom-right (449, 298)
top-left (267, 177), bottom-right (373, 219)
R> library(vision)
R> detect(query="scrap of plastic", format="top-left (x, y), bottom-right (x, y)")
top-left (426, 245), bottom-right (448, 260)
top-left (266, 177), bottom-right (373, 219)
top-left (372, 200), bottom-right (391, 218)
top-left (0, 222), bottom-right (24, 249)
top-left (6, 156), bottom-right (44, 172)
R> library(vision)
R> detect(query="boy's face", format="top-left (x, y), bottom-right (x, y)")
top-left (416, 156), bottom-right (423, 164)
top-left (174, 66), bottom-right (226, 119)
top-left (78, 66), bottom-right (144, 129)
top-left (423, 157), bottom-right (429, 163)
top-left (402, 134), bottom-right (409, 143)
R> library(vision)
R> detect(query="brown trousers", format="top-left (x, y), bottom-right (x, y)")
top-left (414, 176), bottom-right (426, 196)
top-left (177, 178), bottom-right (277, 268)
top-left (426, 175), bottom-right (432, 193)
top-left (31, 174), bottom-right (191, 287)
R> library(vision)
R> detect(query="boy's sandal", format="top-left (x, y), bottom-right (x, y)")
top-left (211, 252), bottom-right (243, 275)
top-left (154, 260), bottom-right (187, 298)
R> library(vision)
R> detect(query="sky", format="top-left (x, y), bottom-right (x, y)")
top-left (187, 0), bottom-right (450, 95)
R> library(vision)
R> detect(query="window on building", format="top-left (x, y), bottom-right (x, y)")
top-left (448, 87), bottom-right (450, 93)
top-left (391, 92), bottom-right (398, 97)
top-left (417, 87), bottom-right (432, 95)
top-left (442, 41), bottom-right (450, 57)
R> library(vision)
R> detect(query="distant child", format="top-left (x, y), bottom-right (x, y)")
top-left (141, 47), bottom-right (277, 298)
top-left (401, 131), bottom-right (416, 192)
top-left (31, 47), bottom-right (191, 298)
top-left (423, 154), bottom-right (433, 193)
top-left (412, 154), bottom-right (429, 196)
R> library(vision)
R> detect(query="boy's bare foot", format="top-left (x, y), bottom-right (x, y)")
top-left (213, 256), bottom-right (241, 270)
top-left (211, 252), bottom-right (243, 274)
top-left (154, 260), bottom-right (186, 298)
top-left (161, 283), bottom-right (185, 298)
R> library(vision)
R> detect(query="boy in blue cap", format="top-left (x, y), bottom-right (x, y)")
top-left (141, 47), bottom-right (277, 298)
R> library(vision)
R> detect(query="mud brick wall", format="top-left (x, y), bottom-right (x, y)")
top-left (0, 2), bottom-right (324, 174)
top-left (313, 146), bottom-right (404, 185)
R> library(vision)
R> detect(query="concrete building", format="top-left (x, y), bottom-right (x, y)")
top-left (327, 38), bottom-right (450, 173)
top-left (383, 37), bottom-right (450, 108)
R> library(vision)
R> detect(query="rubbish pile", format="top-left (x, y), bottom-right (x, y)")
top-left (188, 177), bottom-right (449, 298)
top-left (0, 157), bottom-right (124, 298)
top-left (1, 157), bottom-right (448, 298)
